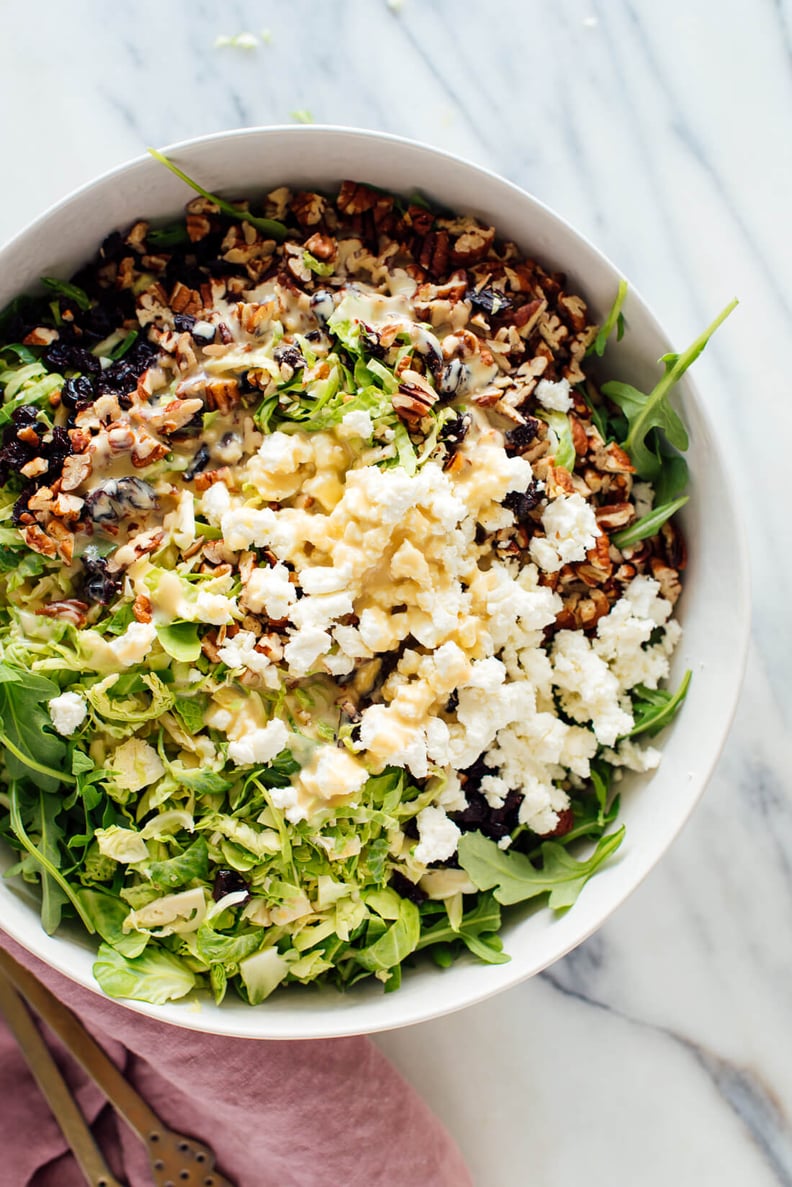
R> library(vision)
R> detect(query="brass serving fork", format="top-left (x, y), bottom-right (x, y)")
top-left (0, 948), bottom-right (235, 1187)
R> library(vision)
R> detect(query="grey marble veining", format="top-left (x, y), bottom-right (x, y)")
top-left (1, 2), bottom-right (790, 1183)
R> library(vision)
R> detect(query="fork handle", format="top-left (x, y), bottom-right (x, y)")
top-left (0, 972), bottom-right (125, 1187)
top-left (0, 947), bottom-right (162, 1143)
top-left (0, 949), bottom-right (236, 1186)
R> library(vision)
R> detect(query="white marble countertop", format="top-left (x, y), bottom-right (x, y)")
top-left (1, 2), bottom-right (790, 1183)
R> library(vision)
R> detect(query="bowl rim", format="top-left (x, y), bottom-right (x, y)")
top-left (0, 124), bottom-right (751, 1037)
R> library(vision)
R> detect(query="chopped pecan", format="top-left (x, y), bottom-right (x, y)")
top-left (291, 191), bottom-right (326, 226)
top-left (125, 221), bottom-right (149, 253)
top-left (36, 599), bottom-right (89, 628)
top-left (569, 414), bottom-right (589, 457)
top-left (650, 557), bottom-right (682, 604)
top-left (557, 293), bottom-right (589, 333)
top-left (107, 527), bottom-right (165, 573)
top-left (168, 281), bottom-right (202, 317)
top-left (418, 230), bottom-right (450, 277)
top-left (131, 434), bottom-right (170, 468)
top-left (442, 218), bottom-right (495, 264)
top-left (304, 232), bottom-right (336, 261)
top-left (51, 493), bottom-right (84, 521)
top-left (20, 457), bottom-right (48, 479)
top-left (133, 594), bottom-right (153, 623)
top-left (149, 397), bottom-right (204, 435)
top-left (22, 326), bottom-right (59, 347)
top-left (595, 502), bottom-right (635, 531)
top-left (23, 523), bottom-right (56, 557)
top-left (392, 369), bottom-right (438, 424)
top-left (194, 467), bottom-right (233, 494)
top-left (337, 181), bottom-right (379, 215)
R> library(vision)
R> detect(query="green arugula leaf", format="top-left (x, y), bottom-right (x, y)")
top-left (147, 223), bottom-right (190, 248)
top-left (628, 670), bottom-right (691, 739)
top-left (40, 276), bottom-right (92, 312)
top-left (102, 601), bottom-right (136, 636)
top-left (36, 792), bottom-right (67, 933)
top-left (602, 300), bottom-right (737, 481)
top-left (612, 496), bottom-right (688, 549)
top-left (0, 663), bottom-right (72, 790)
top-left (589, 278), bottom-right (628, 358)
top-left (458, 827), bottom-right (625, 910)
top-left (416, 892), bottom-right (509, 964)
top-left (93, 942), bottom-right (196, 1004)
top-left (8, 783), bottom-right (95, 932)
top-left (109, 329), bottom-right (139, 360)
top-left (148, 149), bottom-right (288, 241)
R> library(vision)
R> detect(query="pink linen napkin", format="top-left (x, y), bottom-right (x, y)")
top-left (0, 931), bottom-right (471, 1187)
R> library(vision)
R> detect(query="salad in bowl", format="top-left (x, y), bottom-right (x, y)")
top-left (0, 129), bottom-right (744, 1033)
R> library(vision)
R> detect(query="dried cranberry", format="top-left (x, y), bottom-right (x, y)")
top-left (0, 439), bottom-right (33, 484)
top-left (542, 808), bottom-right (575, 839)
top-left (359, 324), bottom-right (385, 358)
top-left (10, 404), bottom-right (40, 429)
top-left (505, 419), bottom-right (540, 454)
top-left (451, 788), bottom-right (522, 841)
top-left (43, 342), bottom-right (100, 376)
top-left (99, 231), bottom-right (127, 262)
top-left (503, 482), bottom-right (543, 522)
top-left (440, 413), bottom-right (471, 454)
top-left (389, 870), bottom-right (428, 905)
top-left (184, 444), bottom-right (210, 480)
top-left (273, 343), bottom-right (306, 371)
top-left (12, 483), bottom-right (36, 524)
top-left (81, 550), bottom-right (122, 605)
top-left (48, 426), bottom-right (73, 471)
top-left (212, 869), bottom-right (250, 902)
top-left (466, 286), bottom-right (513, 317)
top-left (61, 375), bottom-right (95, 408)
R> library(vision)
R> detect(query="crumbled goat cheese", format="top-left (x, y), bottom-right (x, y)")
top-left (227, 719), bottom-right (289, 767)
top-left (338, 409), bottom-right (374, 438)
top-left (217, 631), bottom-right (278, 685)
top-left (244, 563), bottom-right (297, 620)
top-left (48, 691), bottom-right (87, 736)
top-left (201, 480), bottom-right (231, 526)
top-left (291, 745), bottom-right (369, 823)
top-left (108, 621), bottom-right (158, 668)
top-left (603, 738), bottom-right (662, 772)
top-left (595, 577), bottom-right (677, 690)
top-left (413, 806), bottom-right (461, 865)
top-left (535, 377), bottom-right (573, 413)
top-left (552, 630), bottom-right (633, 747)
top-left (530, 493), bottom-right (600, 573)
top-left (283, 626), bottom-right (333, 675)
top-left (193, 590), bottom-right (237, 625)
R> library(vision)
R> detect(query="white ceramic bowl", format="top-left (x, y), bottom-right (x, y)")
top-left (0, 127), bottom-right (749, 1038)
